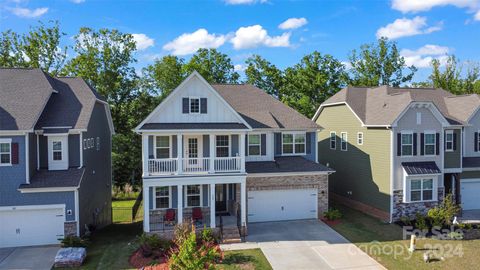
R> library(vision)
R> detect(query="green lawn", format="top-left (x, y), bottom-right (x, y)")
top-left (112, 199), bottom-right (136, 207)
top-left (112, 199), bottom-right (142, 223)
top-left (331, 204), bottom-right (480, 270)
top-left (218, 249), bottom-right (272, 270)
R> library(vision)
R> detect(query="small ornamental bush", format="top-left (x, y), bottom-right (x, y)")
top-left (138, 233), bottom-right (172, 257)
top-left (415, 212), bottom-right (428, 231)
top-left (427, 194), bottom-right (460, 227)
top-left (323, 208), bottom-right (342, 221)
top-left (60, 236), bottom-right (89, 247)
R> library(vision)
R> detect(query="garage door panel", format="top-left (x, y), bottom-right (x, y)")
top-left (0, 207), bottom-right (65, 248)
top-left (248, 189), bottom-right (317, 223)
top-left (461, 179), bottom-right (480, 211)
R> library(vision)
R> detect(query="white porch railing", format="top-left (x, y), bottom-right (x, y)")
top-left (148, 157), bottom-right (243, 175)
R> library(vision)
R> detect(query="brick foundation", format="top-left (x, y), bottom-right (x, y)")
top-left (64, 221), bottom-right (77, 236)
top-left (392, 187), bottom-right (445, 221)
top-left (333, 193), bottom-right (390, 222)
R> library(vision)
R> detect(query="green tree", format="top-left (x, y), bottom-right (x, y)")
top-left (245, 54), bottom-right (284, 97)
top-left (141, 55), bottom-right (186, 97)
top-left (282, 51), bottom-right (348, 118)
top-left (430, 55), bottom-right (480, 94)
top-left (184, 48), bottom-right (239, 83)
top-left (349, 37), bottom-right (416, 87)
top-left (0, 30), bottom-right (23, 67)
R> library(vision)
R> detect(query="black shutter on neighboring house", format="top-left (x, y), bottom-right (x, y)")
top-left (413, 133), bottom-right (418, 155)
top-left (475, 132), bottom-right (479, 152)
top-left (200, 98), bottom-right (207, 114)
top-left (397, 133), bottom-right (401, 156)
top-left (11, 143), bottom-right (19, 164)
top-left (245, 135), bottom-right (248, 155)
top-left (420, 133), bottom-right (425, 155)
top-left (436, 133), bottom-right (440, 155)
top-left (453, 133), bottom-right (457, 151)
top-left (261, 134), bottom-right (266, 155)
top-left (182, 98), bottom-right (189, 114)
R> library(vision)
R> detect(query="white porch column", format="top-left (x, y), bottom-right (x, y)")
top-left (177, 134), bottom-right (182, 174)
top-left (239, 133), bottom-right (246, 173)
top-left (240, 180), bottom-right (247, 227)
top-left (143, 185), bottom-right (150, 232)
top-left (209, 134), bottom-right (215, 173)
top-left (142, 134), bottom-right (149, 177)
top-left (210, 184), bottom-right (216, 228)
top-left (177, 184), bottom-right (183, 223)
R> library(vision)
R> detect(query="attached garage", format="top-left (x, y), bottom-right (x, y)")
top-left (461, 179), bottom-right (480, 210)
top-left (0, 205), bottom-right (65, 248)
top-left (248, 189), bottom-right (318, 223)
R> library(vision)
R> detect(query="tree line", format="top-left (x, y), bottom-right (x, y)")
top-left (1, 21), bottom-right (478, 187)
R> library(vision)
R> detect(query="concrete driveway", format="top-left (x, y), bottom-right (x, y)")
top-left (222, 220), bottom-right (384, 270)
top-left (0, 246), bottom-right (59, 270)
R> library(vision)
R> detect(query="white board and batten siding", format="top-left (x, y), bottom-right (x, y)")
top-left (147, 76), bottom-right (242, 124)
top-left (247, 189), bottom-right (318, 223)
top-left (0, 205), bottom-right (65, 248)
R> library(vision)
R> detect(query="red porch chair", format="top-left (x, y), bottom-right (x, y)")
top-left (164, 209), bottom-right (176, 226)
top-left (192, 207), bottom-right (203, 223)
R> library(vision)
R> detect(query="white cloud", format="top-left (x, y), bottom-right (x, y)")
top-left (401, 44), bottom-right (450, 68)
top-left (278, 17), bottom-right (308, 30)
top-left (8, 7), bottom-right (48, 18)
top-left (224, 0), bottom-right (267, 5)
top-left (163, 29), bottom-right (226, 55)
top-left (70, 0), bottom-right (85, 3)
top-left (392, 0), bottom-right (479, 13)
top-left (376, 16), bottom-right (442, 39)
top-left (230, 25), bottom-right (291, 50)
top-left (234, 64), bottom-right (246, 72)
top-left (475, 10), bottom-right (480, 20)
top-left (132, 33), bottom-right (154, 50)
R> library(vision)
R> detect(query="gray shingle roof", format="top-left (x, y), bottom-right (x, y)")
top-left (141, 123), bottom-right (249, 130)
top-left (318, 86), bottom-right (480, 126)
top-left (402, 162), bottom-right (441, 175)
top-left (212, 84), bottom-right (320, 130)
top-left (463, 157), bottom-right (480, 168)
top-left (246, 156), bottom-right (334, 174)
top-left (18, 168), bottom-right (85, 189)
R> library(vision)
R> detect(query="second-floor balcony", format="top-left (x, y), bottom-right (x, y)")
top-left (148, 156), bottom-right (242, 175)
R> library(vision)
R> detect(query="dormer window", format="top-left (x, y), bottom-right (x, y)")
top-left (189, 98), bottom-right (200, 114)
top-left (182, 97), bottom-right (207, 114)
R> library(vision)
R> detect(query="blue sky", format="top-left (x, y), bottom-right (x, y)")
top-left (1, 0), bottom-right (480, 82)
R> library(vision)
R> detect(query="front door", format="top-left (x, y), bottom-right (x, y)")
top-left (184, 135), bottom-right (203, 169)
top-left (215, 184), bottom-right (227, 213)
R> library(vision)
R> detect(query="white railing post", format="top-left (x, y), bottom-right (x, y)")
top-left (142, 135), bottom-right (149, 176)
top-left (239, 133), bottom-right (246, 173)
top-left (144, 185), bottom-right (150, 232)
top-left (210, 184), bottom-right (216, 228)
top-left (209, 134), bottom-right (215, 173)
top-left (177, 134), bottom-right (182, 175)
top-left (177, 184), bottom-right (183, 224)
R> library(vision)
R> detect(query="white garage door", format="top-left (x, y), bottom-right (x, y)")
top-left (461, 179), bottom-right (480, 210)
top-left (248, 189), bottom-right (318, 223)
top-left (0, 206), bottom-right (65, 248)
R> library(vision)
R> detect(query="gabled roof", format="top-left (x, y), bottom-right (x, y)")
top-left (212, 84), bottom-right (320, 130)
top-left (314, 85), bottom-right (477, 126)
top-left (0, 68), bottom-right (113, 133)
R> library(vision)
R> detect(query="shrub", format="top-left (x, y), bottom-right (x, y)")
top-left (415, 212), bottom-right (428, 231)
top-left (173, 221), bottom-right (193, 246)
top-left (138, 233), bottom-right (172, 257)
top-left (323, 208), bottom-right (342, 221)
top-left (60, 236), bottom-right (89, 247)
top-left (427, 194), bottom-right (460, 227)
top-left (400, 216), bottom-right (412, 226)
top-left (112, 183), bottom-right (139, 200)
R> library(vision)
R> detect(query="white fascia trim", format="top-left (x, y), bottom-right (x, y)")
top-left (404, 173), bottom-right (442, 177)
top-left (460, 178), bottom-right (480, 183)
top-left (247, 171), bottom-right (334, 177)
top-left (18, 187), bottom-right (79, 193)
top-left (467, 106), bottom-right (480, 123)
top-left (389, 128), bottom-right (394, 223)
top-left (43, 133), bottom-right (69, 136)
top-left (463, 167), bottom-right (480, 172)
top-left (138, 129), bottom-right (250, 134)
top-left (143, 175), bottom-right (246, 187)
top-left (25, 133), bottom-right (29, 184)
top-left (0, 204), bottom-right (65, 211)
top-left (134, 71), bottom-right (252, 133)
top-left (392, 102), bottom-right (450, 128)
top-left (102, 102), bottom-right (116, 135)
top-left (0, 130), bottom-right (31, 135)
top-left (444, 168), bottom-right (463, 173)
top-left (42, 126), bottom-right (73, 129)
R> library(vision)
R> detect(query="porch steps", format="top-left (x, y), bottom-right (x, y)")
top-left (222, 227), bottom-right (242, 244)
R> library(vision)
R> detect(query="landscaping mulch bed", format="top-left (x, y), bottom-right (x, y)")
top-left (321, 218), bottom-right (342, 226)
top-left (128, 248), bottom-right (168, 270)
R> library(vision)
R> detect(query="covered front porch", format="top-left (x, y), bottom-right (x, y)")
top-left (143, 176), bottom-right (247, 235)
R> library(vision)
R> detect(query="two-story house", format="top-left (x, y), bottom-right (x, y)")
top-left (136, 72), bottom-right (333, 239)
top-left (313, 86), bottom-right (480, 222)
top-left (0, 68), bottom-right (114, 248)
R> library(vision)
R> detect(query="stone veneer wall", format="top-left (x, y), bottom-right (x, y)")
top-left (64, 221), bottom-right (77, 236)
top-left (392, 187), bottom-right (445, 221)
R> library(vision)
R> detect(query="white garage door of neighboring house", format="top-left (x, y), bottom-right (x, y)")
top-left (0, 206), bottom-right (65, 248)
top-left (461, 179), bottom-right (480, 211)
top-left (248, 189), bottom-right (318, 223)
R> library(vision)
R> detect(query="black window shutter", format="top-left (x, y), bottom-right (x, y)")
top-left (245, 135), bottom-right (248, 155)
top-left (200, 98), bottom-right (207, 114)
top-left (397, 133), bottom-right (401, 156)
top-left (453, 133), bottom-right (457, 151)
top-left (11, 143), bottom-right (19, 164)
top-left (261, 134), bottom-right (266, 155)
top-left (420, 133), bottom-right (425, 156)
top-left (436, 133), bottom-right (440, 155)
top-left (475, 132), bottom-right (479, 152)
top-left (182, 98), bottom-right (189, 114)
top-left (413, 133), bottom-right (417, 155)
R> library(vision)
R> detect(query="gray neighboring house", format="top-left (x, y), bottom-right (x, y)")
top-left (0, 68), bottom-right (114, 248)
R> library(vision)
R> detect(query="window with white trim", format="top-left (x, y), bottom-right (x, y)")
top-left (445, 130), bottom-right (454, 152)
top-left (52, 140), bottom-right (63, 161)
top-left (410, 178), bottom-right (433, 202)
top-left (155, 186), bottom-right (170, 209)
top-left (155, 136), bottom-right (170, 159)
top-left (357, 132), bottom-right (364, 145)
top-left (216, 135), bottom-right (229, 157)
top-left (248, 134), bottom-right (261, 156)
top-left (330, 132), bottom-right (336, 150)
top-left (424, 132), bottom-right (436, 156)
top-left (340, 132), bottom-right (347, 151)
top-left (282, 133), bottom-right (306, 154)
top-left (186, 185), bottom-right (201, 207)
top-left (401, 133), bottom-right (413, 156)
top-left (0, 139), bottom-right (11, 165)
top-left (189, 98), bottom-right (200, 114)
